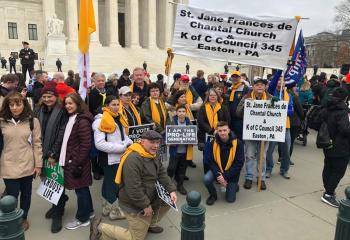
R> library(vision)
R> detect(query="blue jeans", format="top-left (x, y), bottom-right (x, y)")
top-left (75, 187), bottom-right (94, 222)
top-left (3, 175), bottom-right (33, 219)
top-left (203, 170), bottom-right (238, 203)
top-left (102, 164), bottom-right (119, 204)
top-left (266, 129), bottom-right (291, 174)
top-left (244, 140), bottom-right (269, 181)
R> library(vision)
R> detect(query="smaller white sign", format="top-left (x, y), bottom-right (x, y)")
top-left (243, 100), bottom-right (288, 142)
top-left (155, 180), bottom-right (178, 211)
top-left (36, 178), bottom-right (64, 205)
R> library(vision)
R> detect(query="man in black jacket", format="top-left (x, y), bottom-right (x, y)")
top-left (118, 68), bottom-right (131, 88)
top-left (19, 41), bottom-right (35, 80)
top-left (9, 54), bottom-right (16, 73)
top-left (321, 87), bottom-right (350, 208)
top-left (56, 58), bottom-right (62, 72)
top-left (31, 70), bottom-right (48, 106)
top-left (1, 57), bottom-right (7, 69)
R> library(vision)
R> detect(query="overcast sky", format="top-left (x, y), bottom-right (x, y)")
top-left (189, 0), bottom-right (343, 37)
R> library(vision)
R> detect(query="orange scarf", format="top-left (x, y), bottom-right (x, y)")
top-left (205, 102), bottom-right (221, 129)
top-left (213, 139), bottom-right (238, 173)
top-left (115, 143), bottom-right (155, 184)
top-left (229, 82), bottom-right (243, 102)
top-left (150, 97), bottom-right (167, 129)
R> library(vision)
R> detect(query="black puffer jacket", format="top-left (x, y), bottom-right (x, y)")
top-left (324, 99), bottom-right (350, 158)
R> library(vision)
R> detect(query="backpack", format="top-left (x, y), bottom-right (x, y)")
top-left (306, 105), bottom-right (326, 131)
top-left (316, 122), bottom-right (333, 149)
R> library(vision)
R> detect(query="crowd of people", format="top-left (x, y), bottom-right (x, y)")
top-left (0, 65), bottom-right (349, 240)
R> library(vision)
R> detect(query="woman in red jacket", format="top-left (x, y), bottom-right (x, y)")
top-left (59, 93), bottom-right (94, 230)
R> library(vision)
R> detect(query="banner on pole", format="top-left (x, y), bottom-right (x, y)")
top-left (172, 5), bottom-right (298, 70)
top-left (166, 125), bottom-right (197, 144)
top-left (243, 100), bottom-right (288, 142)
top-left (128, 123), bottom-right (155, 142)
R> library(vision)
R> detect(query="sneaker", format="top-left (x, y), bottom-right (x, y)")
top-left (280, 172), bottom-right (291, 179)
top-left (177, 185), bottom-right (188, 195)
top-left (261, 181), bottom-right (267, 190)
top-left (206, 195), bottom-right (217, 206)
top-left (321, 193), bottom-right (339, 208)
top-left (243, 180), bottom-right (252, 189)
top-left (148, 225), bottom-right (164, 233)
top-left (65, 219), bottom-right (90, 230)
top-left (90, 216), bottom-right (102, 240)
top-left (184, 176), bottom-right (190, 181)
top-left (51, 216), bottom-right (62, 233)
top-left (109, 207), bottom-right (126, 220)
top-left (266, 172), bottom-right (271, 179)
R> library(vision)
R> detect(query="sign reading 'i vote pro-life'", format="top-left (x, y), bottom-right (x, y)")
top-left (243, 100), bottom-right (288, 142)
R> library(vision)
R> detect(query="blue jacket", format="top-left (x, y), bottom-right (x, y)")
top-left (191, 78), bottom-right (208, 101)
top-left (168, 115), bottom-right (192, 157)
top-left (268, 70), bottom-right (294, 117)
top-left (203, 132), bottom-right (244, 183)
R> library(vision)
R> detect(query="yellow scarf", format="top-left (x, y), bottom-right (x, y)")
top-left (185, 89), bottom-right (193, 104)
top-left (205, 102), bottom-right (221, 129)
top-left (98, 107), bottom-right (118, 133)
top-left (283, 89), bottom-right (291, 129)
top-left (130, 82), bottom-right (134, 92)
top-left (150, 97), bottom-right (167, 129)
top-left (251, 91), bottom-right (267, 100)
top-left (115, 143), bottom-right (156, 184)
top-left (229, 82), bottom-right (243, 102)
top-left (175, 103), bottom-right (194, 120)
top-left (186, 145), bottom-right (193, 161)
top-left (119, 102), bottom-right (142, 132)
top-left (99, 92), bottom-right (107, 106)
top-left (213, 139), bottom-right (238, 173)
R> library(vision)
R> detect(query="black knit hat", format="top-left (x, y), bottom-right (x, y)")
top-left (332, 87), bottom-right (348, 101)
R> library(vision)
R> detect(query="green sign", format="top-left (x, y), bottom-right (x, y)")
top-left (43, 159), bottom-right (64, 185)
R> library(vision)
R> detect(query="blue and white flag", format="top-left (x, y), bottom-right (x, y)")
top-left (284, 30), bottom-right (307, 85)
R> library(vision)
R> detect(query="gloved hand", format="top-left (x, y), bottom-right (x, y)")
top-left (72, 165), bottom-right (83, 179)
top-left (271, 96), bottom-right (280, 106)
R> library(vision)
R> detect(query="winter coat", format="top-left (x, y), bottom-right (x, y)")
top-left (191, 78), bottom-right (208, 101)
top-left (140, 97), bottom-right (170, 133)
top-left (298, 89), bottom-right (313, 105)
top-left (289, 92), bottom-right (304, 127)
top-left (321, 80), bottom-right (341, 107)
top-left (117, 77), bottom-right (131, 89)
top-left (35, 104), bottom-right (68, 161)
top-left (324, 99), bottom-right (350, 158)
top-left (227, 84), bottom-right (250, 121)
top-left (118, 151), bottom-right (176, 212)
top-left (31, 81), bottom-right (44, 106)
top-left (92, 114), bottom-right (133, 166)
top-left (203, 132), bottom-right (244, 182)
top-left (88, 88), bottom-right (106, 116)
top-left (0, 86), bottom-right (11, 109)
top-left (0, 118), bottom-right (42, 179)
top-left (197, 103), bottom-right (230, 143)
top-left (63, 110), bottom-right (93, 190)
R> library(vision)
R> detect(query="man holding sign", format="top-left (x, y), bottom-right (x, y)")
top-left (236, 77), bottom-right (272, 190)
top-left (90, 130), bottom-right (176, 240)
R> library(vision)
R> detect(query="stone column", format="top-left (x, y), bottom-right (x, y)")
top-left (65, 0), bottom-right (78, 42)
top-left (42, 0), bottom-right (55, 35)
top-left (125, 0), bottom-right (140, 48)
top-left (146, 0), bottom-right (157, 48)
top-left (165, 1), bottom-right (174, 48)
top-left (105, 0), bottom-right (120, 47)
top-left (90, 0), bottom-right (100, 44)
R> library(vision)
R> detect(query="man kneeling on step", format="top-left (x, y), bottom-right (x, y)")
top-left (203, 121), bottom-right (245, 206)
top-left (90, 130), bottom-right (177, 240)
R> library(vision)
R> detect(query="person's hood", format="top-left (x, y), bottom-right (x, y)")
top-left (77, 110), bottom-right (93, 123)
top-left (94, 113), bottom-right (102, 121)
top-left (326, 79), bottom-right (340, 88)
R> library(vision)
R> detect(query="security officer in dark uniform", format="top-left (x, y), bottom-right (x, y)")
top-left (9, 54), bottom-right (16, 73)
top-left (1, 57), bottom-right (7, 69)
top-left (19, 41), bottom-right (35, 80)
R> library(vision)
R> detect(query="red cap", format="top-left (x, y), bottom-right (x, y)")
top-left (346, 73), bottom-right (350, 84)
top-left (180, 75), bottom-right (190, 81)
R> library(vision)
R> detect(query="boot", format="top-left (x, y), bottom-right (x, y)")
top-left (51, 216), bottom-right (62, 233)
top-left (109, 201), bottom-right (126, 220)
top-left (102, 199), bottom-right (111, 217)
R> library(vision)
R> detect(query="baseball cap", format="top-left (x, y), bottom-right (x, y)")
top-left (231, 71), bottom-right (241, 76)
top-left (119, 86), bottom-right (132, 95)
top-left (180, 75), bottom-right (190, 81)
top-left (253, 76), bottom-right (268, 85)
